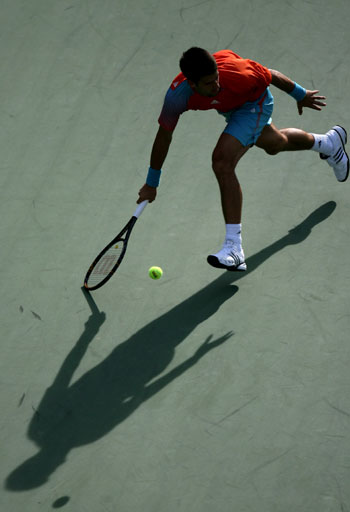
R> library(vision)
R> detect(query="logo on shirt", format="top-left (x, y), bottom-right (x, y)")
top-left (211, 100), bottom-right (220, 105)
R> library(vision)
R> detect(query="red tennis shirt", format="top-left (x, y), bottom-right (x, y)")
top-left (158, 49), bottom-right (272, 132)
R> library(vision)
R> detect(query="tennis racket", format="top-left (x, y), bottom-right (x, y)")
top-left (84, 200), bottom-right (148, 290)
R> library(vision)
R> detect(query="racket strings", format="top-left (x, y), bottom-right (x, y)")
top-left (87, 241), bottom-right (124, 287)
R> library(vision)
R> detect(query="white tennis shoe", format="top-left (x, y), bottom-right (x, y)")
top-left (320, 125), bottom-right (349, 182)
top-left (207, 240), bottom-right (247, 271)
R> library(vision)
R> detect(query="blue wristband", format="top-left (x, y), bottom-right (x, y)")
top-left (146, 167), bottom-right (162, 187)
top-left (288, 82), bottom-right (306, 101)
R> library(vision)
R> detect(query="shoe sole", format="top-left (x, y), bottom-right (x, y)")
top-left (320, 125), bottom-right (349, 182)
top-left (333, 125), bottom-right (349, 182)
top-left (207, 255), bottom-right (247, 271)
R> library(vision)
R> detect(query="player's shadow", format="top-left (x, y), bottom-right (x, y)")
top-left (5, 201), bottom-right (336, 491)
top-left (235, 200), bottom-right (337, 279)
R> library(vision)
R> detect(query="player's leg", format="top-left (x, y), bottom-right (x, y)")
top-left (255, 123), bottom-right (314, 153)
top-left (209, 133), bottom-right (249, 271)
top-left (256, 123), bottom-right (349, 182)
top-left (211, 132), bottom-right (249, 224)
top-left (208, 88), bottom-right (274, 271)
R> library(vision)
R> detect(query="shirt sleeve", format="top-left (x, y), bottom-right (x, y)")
top-left (158, 81), bottom-right (192, 132)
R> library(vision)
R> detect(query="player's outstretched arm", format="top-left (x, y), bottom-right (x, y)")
top-left (137, 126), bottom-right (173, 204)
top-left (150, 125), bottom-right (173, 170)
top-left (269, 69), bottom-right (326, 115)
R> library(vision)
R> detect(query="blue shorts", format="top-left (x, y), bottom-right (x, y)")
top-left (221, 88), bottom-right (274, 147)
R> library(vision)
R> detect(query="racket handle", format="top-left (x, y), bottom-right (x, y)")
top-left (133, 200), bottom-right (148, 219)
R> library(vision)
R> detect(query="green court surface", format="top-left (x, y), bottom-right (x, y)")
top-left (1, 1), bottom-right (350, 511)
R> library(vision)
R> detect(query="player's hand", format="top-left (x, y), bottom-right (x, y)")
top-left (297, 90), bottom-right (326, 115)
top-left (137, 183), bottom-right (157, 204)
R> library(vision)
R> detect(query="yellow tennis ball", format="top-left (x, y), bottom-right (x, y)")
top-left (149, 266), bottom-right (163, 280)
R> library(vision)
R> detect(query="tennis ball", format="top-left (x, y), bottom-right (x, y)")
top-left (149, 266), bottom-right (163, 280)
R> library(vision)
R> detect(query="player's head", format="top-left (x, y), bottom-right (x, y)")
top-left (180, 47), bottom-right (220, 97)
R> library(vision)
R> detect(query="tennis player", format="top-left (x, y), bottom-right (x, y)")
top-left (137, 48), bottom-right (348, 271)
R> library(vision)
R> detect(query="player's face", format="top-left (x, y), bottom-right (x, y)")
top-left (191, 71), bottom-right (220, 97)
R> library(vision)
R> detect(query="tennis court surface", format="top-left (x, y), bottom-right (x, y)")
top-left (1, 1), bottom-right (350, 511)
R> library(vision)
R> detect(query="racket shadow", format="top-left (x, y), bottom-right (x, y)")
top-left (5, 201), bottom-right (336, 491)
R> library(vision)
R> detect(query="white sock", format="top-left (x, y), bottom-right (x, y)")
top-left (225, 224), bottom-right (242, 250)
top-left (311, 133), bottom-right (334, 156)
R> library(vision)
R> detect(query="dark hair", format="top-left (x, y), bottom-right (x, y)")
top-left (179, 47), bottom-right (217, 84)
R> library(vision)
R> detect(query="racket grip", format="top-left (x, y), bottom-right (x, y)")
top-left (133, 200), bottom-right (148, 218)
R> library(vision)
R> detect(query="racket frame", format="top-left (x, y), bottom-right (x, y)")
top-left (83, 201), bottom-right (148, 291)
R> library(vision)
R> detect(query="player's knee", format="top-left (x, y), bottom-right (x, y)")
top-left (264, 133), bottom-right (288, 155)
top-left (265, 145), bottom-right (281, 155)
top-left (212, 156), bottom-right (235, 177)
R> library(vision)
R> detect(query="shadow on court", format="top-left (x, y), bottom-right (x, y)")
top-left (5, 201), bottom-right (336, 491)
